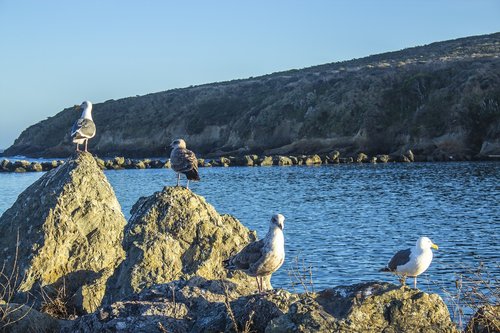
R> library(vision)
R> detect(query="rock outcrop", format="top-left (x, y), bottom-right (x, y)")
top-left (106, 186), bottom-right (260, 302)
top-left (0, 152), bottom-right (126, 314)
top-left (3, 33), bottom-right (500, 159)
top-left (64, 280), bottom-right (458, 333)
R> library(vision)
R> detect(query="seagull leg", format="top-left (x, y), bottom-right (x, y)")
top-left (84, 139), bottom-right (88, 152)
top-left (76, 143), bottom-right (80, 152)
top-left (414, 277), bottom-right (417, 289)
top-left (260, 276), bottom-right (265, 293)
top-left (255, 277), bottom-right (260, 293)
top-left (176, 173), bottom-right (180, 186)
top-left (186, 179), bottom-right (190, 189)
top-left (399, 274), bottom-right (407, 286)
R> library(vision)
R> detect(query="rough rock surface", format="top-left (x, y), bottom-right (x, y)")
top-left (106, 186), bottom-right (260, 302)
top-left (0, 152), bottom-right (126, 314)
top-left (0, 303), bottom-right (63, 333)
top-left (64, 280), bottom-right (458, 333)
top-left (466, 305), bottom-right (500, 333)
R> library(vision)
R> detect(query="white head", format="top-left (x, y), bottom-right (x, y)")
top-left (170, 139), bottom-right (187, 149)
top-left (270, 213), bottom-right (285, 230)
top-left (416, 236), bottom-right (438, 250)
top-left (79, 101), bottom-right (93, 119)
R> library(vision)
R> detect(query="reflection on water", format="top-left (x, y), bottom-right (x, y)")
top-left (1, 162), bottom-right (499, 311)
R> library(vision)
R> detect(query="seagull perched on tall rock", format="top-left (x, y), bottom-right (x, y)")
top-left (71, 101), bottom-right (96, 152)
top-left (380, 236), bottom-right (438, 288)
top-left (224, 214), bottom-right (286, 293)
top-left (170, 139), bottom-right (200, 189)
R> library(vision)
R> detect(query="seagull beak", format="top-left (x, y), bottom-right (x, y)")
top-left (431, 243), bottom-right (439, 250)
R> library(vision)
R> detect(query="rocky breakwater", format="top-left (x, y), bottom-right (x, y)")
top-left (0, 152), bottom-right (126, 316)
top-left (105, 186), bottom-right (261, 303)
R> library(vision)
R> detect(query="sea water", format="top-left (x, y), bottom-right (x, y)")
top-left (1, 162), bottom-right (499, 319)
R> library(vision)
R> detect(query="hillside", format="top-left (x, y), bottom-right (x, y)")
top-left (4, 32), bottom-right (500, 158)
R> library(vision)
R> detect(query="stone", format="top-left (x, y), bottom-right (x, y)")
top-left (28, 162), bottom-right (43, 172)
top-left (133, 160), bottom-right (146, 169)
top-left (0, 303), bottom-right (62, 333)
top-left (266, 283), bottom-right (458, 333)
top-left (94, 157), bottom-right (106, 170)
top-left (233, 155), bottom-right (254, 166)
top-left (14, 160), bottom-right (31, 169)
top-left (400, 155), bottom-right (411, 163)
top-left (114, 156), bottom-right (125, 166)
top-left (328, 151), bottom-right (340, 161)
top-left (104, 160), bottom-right (114, 169)
top-left (105, 186), bottom-right (259, 302)
top-left (275, 156), bottom-right (293, 166)
top-left (370, 156), bottom-right (377, 163)
top-left (64, 281), bottom-right (457, 333)
top-left (0, 160), bottom-right (11, 172)
top-left (305, 155), bottom-right (322, 165)
top-left (466, 305), bottom-right (499, 333)
top-left (288, 156), bottom-right (299, 165)
top-left (356, 153), bottom-right (368, 163)
top-left (406, 149), bottom-right (415, 162)
top-left (148, 160), bottom-right (164, 169)
top-left (377, 154), bottom-right (390, 163)
top-left (259, 156), bottom-right (274, 166)
top-left (0, 152), bottom-right (126, 314)
top-left (13, 167), bottom-right (26, 173)
top-left (219, 157), bottom-right (231, 167)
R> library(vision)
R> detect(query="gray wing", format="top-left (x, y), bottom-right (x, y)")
top-left (71, 118), bottom-right (96, 139)
top-left (171, 148), bottom-right (198, 173)
top-left (388, 248), bottom-right (411, 271)
top-left (225, 239), bottom-right (265, 272)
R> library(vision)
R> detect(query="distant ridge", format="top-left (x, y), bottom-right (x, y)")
top-left (4, 32), bottom-right (500, 159)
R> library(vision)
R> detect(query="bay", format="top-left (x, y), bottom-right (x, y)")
top-left (1, 162), bottom-right (499, 318)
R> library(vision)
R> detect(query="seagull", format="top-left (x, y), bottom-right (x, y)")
top-left (224, 214), bottom-right (285, 293)
top-left (170, 139), bottom-right (200, 189)
top-left (71, 101), bottom-right (96, 152)
top-left (380, 236), bottom-right (439, 288)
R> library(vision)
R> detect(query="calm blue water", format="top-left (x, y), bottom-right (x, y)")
top-left (1, 162), bottom-right (499, 318)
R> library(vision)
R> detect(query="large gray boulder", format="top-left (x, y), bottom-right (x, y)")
top-left (106, 186), bottom-right (260, 302)
top-left (0, 152), bottom-right (126, 314)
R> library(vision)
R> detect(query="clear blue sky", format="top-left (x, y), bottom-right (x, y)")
top-left (0, 0), bottom-right (499, 149)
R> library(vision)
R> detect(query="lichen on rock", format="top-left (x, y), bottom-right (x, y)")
top-left (0, 152), bottom-right (126, 314)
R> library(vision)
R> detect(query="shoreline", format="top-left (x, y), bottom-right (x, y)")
top-left (1, 151), bottom-right (500, 173)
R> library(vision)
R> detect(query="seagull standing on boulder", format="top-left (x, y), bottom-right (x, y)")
top-left (224, 214), bottom-right (286, 293)
top-left (71, 101), bottom-right (96, 152)
top-left (380, 236), bottom-right (438, 288)
top-left (170, 139), bottom-right (200, 189)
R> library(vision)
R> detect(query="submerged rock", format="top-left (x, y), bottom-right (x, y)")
top-left (0, 152), bottom-right (126, 314)
top-left (65, 281), bottom-right (457, 333)
top-left (106, 186), bottom-right (259, 302)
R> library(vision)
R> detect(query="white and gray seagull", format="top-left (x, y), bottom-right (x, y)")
top-left (380, 236), bottom-right (439, 288)
top-left (71, 101), bottom-right (96, 152)
top-left (170, 139), bottom-right (200, 189)
top-left (224, 214), bottom-right (285, 293)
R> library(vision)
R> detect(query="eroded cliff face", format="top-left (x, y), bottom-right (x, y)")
top-left (4, 33), bottom-right (500, 159)
top-left (0, 152), bottom-right (126, 314)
